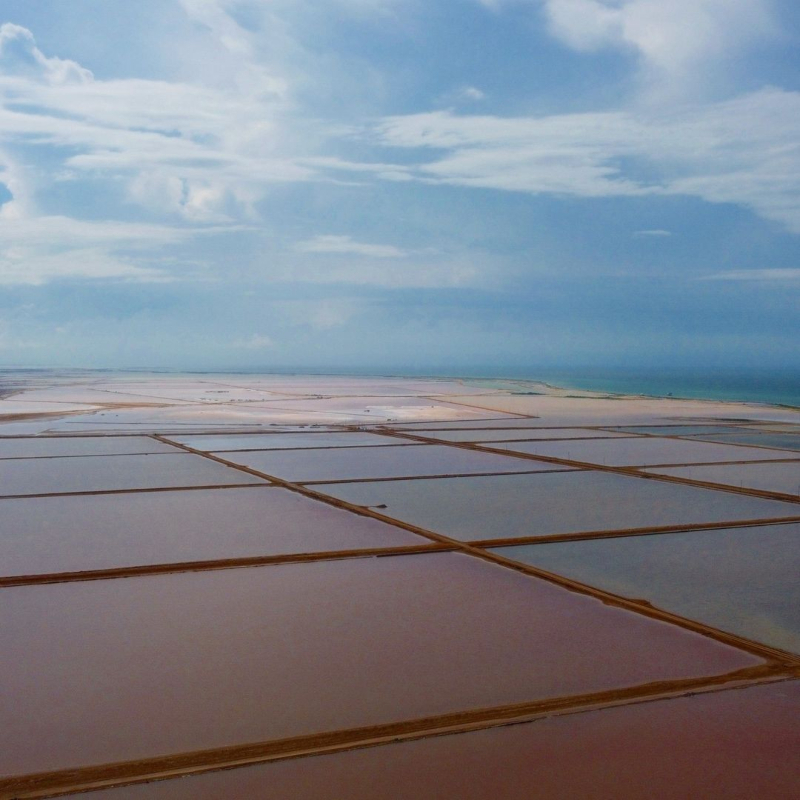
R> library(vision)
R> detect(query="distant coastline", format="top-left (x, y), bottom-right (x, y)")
top-left (505, 369), bottom-right (800, 410)
top-left (2, 366), bottom-right (798, 410)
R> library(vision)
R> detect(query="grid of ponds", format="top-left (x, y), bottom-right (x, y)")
top-left (643, 461), bottom-right (800, 499)
top-left (479, 435), bottom-right (799, 467)
top-left (87, 681), bottom-right (800, 800)
top-left (2, 420), bottom-right (799, 798)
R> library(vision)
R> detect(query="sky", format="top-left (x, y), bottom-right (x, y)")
top-left (0, 0), bottom-right (798, 374)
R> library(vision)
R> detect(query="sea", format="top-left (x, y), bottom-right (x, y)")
top-left (460, 367), bottom-right (800, 409)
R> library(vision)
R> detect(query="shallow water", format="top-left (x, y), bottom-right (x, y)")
top-left (169, 431), bottom-right (404, 451)
top-left (0, 452), bottom-right (264, 496)
top-left (89, 680), bottom-right (800, 800)
top-left (0, 487), bottom-right (426, 576)
top-left (0, 553), bottom-right (755, 775)
top-left (314, 471), bottom-right (800, 541)
top-left (645, 461), bottom-right (800, 497)
top-left (214, 443), bottom-right (555, 483)
top-left (688, 431), bottom-right (800, 452)
top-left (0, 436), bottom-right (181, 459)
top-left (486, 436), bottom-right (792, 466)
top-left (495, 523), bottom-right (800, 653)
top-left (403, 428), bottom-right (634, 443)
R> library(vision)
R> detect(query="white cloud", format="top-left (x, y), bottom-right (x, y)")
top-left (542, 0), bottom-right (777, 80)
top-left (295, 235), bottom-right (407, 258)
top-left (0, 22), bottom-right (315, 283)
top-left (542, 0), bottom-right (623, 52)
top-left (0, 151), bottom-right (34, 218)
top-left (0, 23), bottom-right (92, 85)
top-left (370, 87), bottom-right (800, 232)
top-left (374, 109), bottom-right (654, 197)
top-left (176, 0), bottom-right (405, 106)
top-left (128, 172), bottom-right (263, 223)
top-left (0, 216), bottom-right (191, 248)
top-left (699, 269), bottom-right (800, 282)
top-left (635, 229), bottom-right (672, 236)
top-left (0, 248), bottom-right (168, 286)
top-left (0, 24), bottom-right (307, 227)
top-left (479, 1), bottom-right (778, 99)
top-left (0, 216), bottom-right (218, 284)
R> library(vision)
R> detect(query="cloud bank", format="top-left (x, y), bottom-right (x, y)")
top-left (369, 87), bottom-right (800, 232)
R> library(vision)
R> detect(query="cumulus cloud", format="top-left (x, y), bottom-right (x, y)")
top-left (2, 2), bottom-right (795, 302)
top-left (370, 87), bottom-right (800, 232)
top-left (542, 0), bottom-right (776, 75)
top-left (0, 22), bottom-right (308, 282)
top-left (0, 23), bottom-right (92, 85)
top-left (457, 1), bottom-right (799, 231)
top-left (480, 0), bottom-right (778, 99)
top-left (0, 152), bottom-right (34, 218)
top-left (542, 0), bottom-right (623, 52)
top-left (0, 24), bottom-right (305, 228)
top-left (295, 235), bottom-right (407, 258)
top-left (127, 172), bottom-right (264, 223)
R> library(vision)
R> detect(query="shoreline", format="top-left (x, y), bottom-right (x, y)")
top-left (457, 376), bottom-right (800, 413)
top-left (1, 367), bottom-right (798, 414)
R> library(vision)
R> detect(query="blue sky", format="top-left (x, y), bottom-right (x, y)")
top-left (0, 0), bottom-right (798, 372)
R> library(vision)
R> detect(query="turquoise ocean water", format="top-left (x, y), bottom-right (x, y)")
top-left (459, 367), bottom-right (800, 409)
